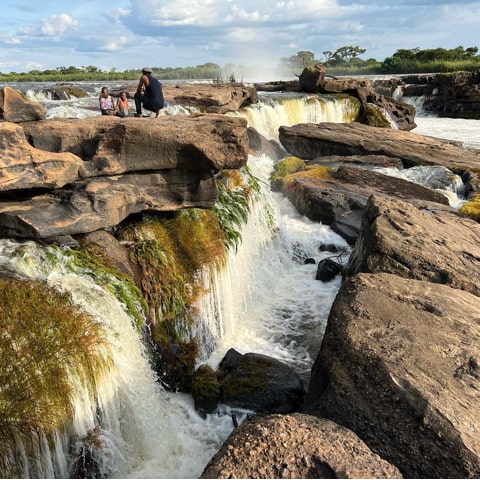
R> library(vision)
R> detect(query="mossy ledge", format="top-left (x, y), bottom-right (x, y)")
top-left (0, 277), bottom-right (112, 478)
top-left (460, 193), bottom-right (480, 221)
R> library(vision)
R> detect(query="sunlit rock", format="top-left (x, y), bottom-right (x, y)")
top-left (0, 86), bottom-right (46, 122)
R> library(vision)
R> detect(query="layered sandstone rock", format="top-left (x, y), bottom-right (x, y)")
top-left (201, 413), bottom-right (402, 479)
top-left (0, 112), bottom-right (249, 239)
top-left (278, 121), bottom-right (480, 172)
top-left (273, 163), bottom-right (452, 244)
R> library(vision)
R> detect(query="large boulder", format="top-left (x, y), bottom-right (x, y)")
top-left (344, 195), bottom-right (480, 297)
top-left (303, 272), bottom-right (480, 478)
top-left (0, 171), bottom-right (216, 239)
top-left (0, 113), bottom-right (249, 238)
top-left (216, 349), bottom-right (304, 414)
top-left (0, 87), bottom-right (46, 122)
top-left (200, 413), bottom-right (402, 479)
top-left (23, 115), bottom-right (249, 177)
top-left (298, 63), bottom-right (327, 93)
top-left (274, 165), bottom-right (452, 245)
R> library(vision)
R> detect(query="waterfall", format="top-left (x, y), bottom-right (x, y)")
top-left (0, 151), bottom-right (349, 478)
top-left (0, 86), bottom-right (353, 478)
top-left (0, 241), bottom-right (244, 478)
top-left (193, 153), bottom-right (350, 381)
top-left (230, 93), bottom-right (359, 141)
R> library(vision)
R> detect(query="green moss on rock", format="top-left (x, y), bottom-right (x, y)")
top-left (460, 194), bottom-right (480, 221)
top-left (0, 278), bottom-right (111, 477)
top-left (270, 156), bottom-right (307, 190)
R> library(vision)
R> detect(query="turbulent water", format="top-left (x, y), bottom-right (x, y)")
top-left (1, 81), bottom-right (478, 478)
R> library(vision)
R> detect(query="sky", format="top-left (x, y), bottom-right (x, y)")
top-left (1, 0), bottom-right (479, 75)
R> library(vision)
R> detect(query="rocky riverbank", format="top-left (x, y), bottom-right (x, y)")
top-left (202, 113), bottom-right (480, 477)
top-left (2, 78), bottom-right (480, 478)
top-left (373, 70), bottom-right (480, 119)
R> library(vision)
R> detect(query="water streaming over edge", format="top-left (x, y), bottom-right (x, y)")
top-left (1, 83), bottom-right (478, 477)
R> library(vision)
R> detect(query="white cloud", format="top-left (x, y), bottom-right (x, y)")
top-left (40, 13), bottom-right (78, 36)
top-left (101, 37), bottom-right (129, 52)
top-left (3, 36), bottom-right (22, 45)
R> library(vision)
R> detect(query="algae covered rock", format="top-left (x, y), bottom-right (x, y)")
top-left (218, 348), bottom-right (304, 414)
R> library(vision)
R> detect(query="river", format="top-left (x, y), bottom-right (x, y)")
top-left (1, 81), bottom-right (478, 478)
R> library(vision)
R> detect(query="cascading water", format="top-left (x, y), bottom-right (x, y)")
top-left (4, 83), bottom-right (469, 478)
top-left (193, 153), bottom-right (349, 381)
top-left (230, 92), bottom-right (359, 140)
top-left (0, 92), bottom-right (353, 478)
top-left (0, 240), bottom-right (249, 478)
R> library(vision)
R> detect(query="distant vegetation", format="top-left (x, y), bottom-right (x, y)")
top-left (279, 45), bottom-right (480, 76)
top-left (0, 46), bottom-right (479, 82)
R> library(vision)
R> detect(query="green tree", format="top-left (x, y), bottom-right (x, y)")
top-left (323, 45), bottom-right (366, 66)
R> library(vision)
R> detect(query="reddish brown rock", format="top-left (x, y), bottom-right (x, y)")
top-left (23, 114), bottom-right (249, 178)
top-left (0, 122), bottom-right (83, 191)
top-left (0, 171), bottom-right (216, 239)
top-left (0, 86), bottom-right (46, 122)
top-left (304, 272), bottom-right (480, 478)
top-left (201, 413), bottom-right (402, 479)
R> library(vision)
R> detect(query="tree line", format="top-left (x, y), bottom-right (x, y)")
top-left (0, 45), bottom-right (479, 82)
top-left (279, 45), bottom-right (480, 75)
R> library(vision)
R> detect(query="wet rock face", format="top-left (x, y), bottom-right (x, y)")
top-left (218, 350), bottom-right (304, 414)
top-left (200, 413), bottom-right (402, 479)
top-left (384, 71), bottom-right (480, 119)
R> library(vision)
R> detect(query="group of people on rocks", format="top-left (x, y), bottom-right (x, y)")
top-left (99, 67), bottom-right (164, 118)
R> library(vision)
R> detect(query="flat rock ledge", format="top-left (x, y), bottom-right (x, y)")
top-left (0, 112), bottom-right (249, 239)
top-left (279, 121), bottom-right (480, 173)
top-left (200, 413), bottom-right (402, 479)
top-left (110, 82), bottom-right (258, 114)
top-left (275, 121), bottom-right (480, 243)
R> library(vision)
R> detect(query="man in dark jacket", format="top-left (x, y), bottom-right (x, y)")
top-left (134, 67), bottom-right (165, 117)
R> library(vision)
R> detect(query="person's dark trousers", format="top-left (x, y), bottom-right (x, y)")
top-left (134, 92), bottom-right (155, 115)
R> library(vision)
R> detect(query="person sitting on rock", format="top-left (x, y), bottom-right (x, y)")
top-left (99, 86), bottom-right (116, 115)
top-left (115, 91), bottom-right (131, 117)
top-left (134, 67), bottom-right (164, 117)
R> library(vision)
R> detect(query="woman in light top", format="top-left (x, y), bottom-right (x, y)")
top-left (99, 86), bottom-right (116, 115)
top-left (116, 92), bottom-right (131, 117)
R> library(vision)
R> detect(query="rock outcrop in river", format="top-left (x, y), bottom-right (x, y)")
top-left (374, 70), bottom-right (480, 119)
